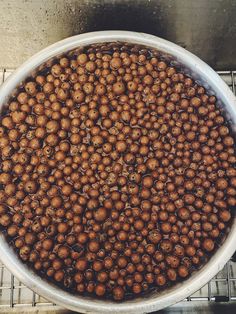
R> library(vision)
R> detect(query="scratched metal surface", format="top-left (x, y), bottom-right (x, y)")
top-left (0, 0), bottom-right (236, 69)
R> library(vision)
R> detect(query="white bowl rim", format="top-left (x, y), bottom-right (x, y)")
top-left (0, 30), bottom-right (235, 313)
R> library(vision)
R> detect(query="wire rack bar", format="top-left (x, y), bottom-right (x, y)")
top-left (0, 69), bottom-right (235, 311)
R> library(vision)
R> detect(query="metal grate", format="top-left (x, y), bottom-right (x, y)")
top-left (0, 69), bottom-right (235, 312)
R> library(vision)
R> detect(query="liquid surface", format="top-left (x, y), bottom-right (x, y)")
top-left (0, 42), bottom-right (235, 301)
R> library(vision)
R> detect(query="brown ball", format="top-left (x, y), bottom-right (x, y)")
top-left (202, 238), bottom-right (215, 252)
top-left (75, 258), bottom-right (88, 271)
top-left (178, 265), bottom-right (189, 278)
top-left (113, 82), bottom-right (125, 95)
top-left (94, 207), bottom-right (107, 222)
top-left (219, 210), bottom-right (231, 222)
top-left (113, 286), bottom-right (124, 300)
top-left (156, 274), bottom-right (166, 286)
top-left (88, 240), bottom-right (100, 253)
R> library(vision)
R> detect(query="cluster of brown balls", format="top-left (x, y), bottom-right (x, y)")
top-left (0, 43), bottom-right (235, 301)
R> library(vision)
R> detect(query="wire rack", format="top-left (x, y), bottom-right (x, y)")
top-left (0, 69), bottom-right (235, 313)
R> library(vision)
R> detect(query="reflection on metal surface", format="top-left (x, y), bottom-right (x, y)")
top-left (0, 0), bottom-right (236, 69)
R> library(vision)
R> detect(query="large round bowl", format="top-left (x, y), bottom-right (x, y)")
top-left (0, 31), bottom-right (236, 313)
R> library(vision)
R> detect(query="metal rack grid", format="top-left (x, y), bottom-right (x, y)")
top-left (0, 69), bottom-right (235, 312)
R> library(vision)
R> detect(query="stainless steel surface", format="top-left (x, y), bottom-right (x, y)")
top-left (0, 0), bottom-right (236, 69)
top-left (0, 31), bottom-right (236, 314)
top-left (0, 68), bottom-right (235, 314)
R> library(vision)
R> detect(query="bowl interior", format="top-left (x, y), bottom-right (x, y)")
top-left (0, 31), bottom-right (236, 313)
